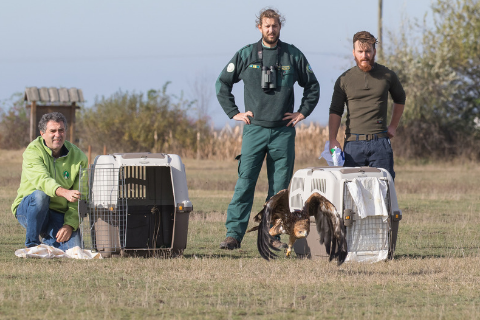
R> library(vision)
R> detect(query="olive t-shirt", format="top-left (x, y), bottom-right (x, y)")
top-left (329, 63), bottom-right (406, 134)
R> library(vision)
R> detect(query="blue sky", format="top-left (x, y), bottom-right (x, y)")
top-left (0, 0), bottom-right (433, 128)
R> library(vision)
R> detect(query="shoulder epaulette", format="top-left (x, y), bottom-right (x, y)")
top-left (237, 43), bottom-right (256, 62)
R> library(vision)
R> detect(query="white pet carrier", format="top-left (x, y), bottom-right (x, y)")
top-left (78, 153), bottom-right (192, 257)
top-left (290, 166), bottom-right (401, 263)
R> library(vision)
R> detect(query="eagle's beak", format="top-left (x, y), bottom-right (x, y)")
top-left (298, 231), bottom-right (308, 238)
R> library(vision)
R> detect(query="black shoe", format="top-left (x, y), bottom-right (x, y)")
top-left (220, 237), bottom-right (241, 250)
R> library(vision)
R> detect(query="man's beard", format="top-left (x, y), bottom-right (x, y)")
top-left (263, 32), bottom-right (280, 46)
top-left (355, 55), bottom-right (375, 72)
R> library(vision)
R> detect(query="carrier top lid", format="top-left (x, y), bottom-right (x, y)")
top-left (113, 153), bottom-right (167, 159)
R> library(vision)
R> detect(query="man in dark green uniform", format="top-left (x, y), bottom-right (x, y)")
top-left (329, 31), bottom-right (406, 180)
top-left (215, 8), bottom-right (320, 250)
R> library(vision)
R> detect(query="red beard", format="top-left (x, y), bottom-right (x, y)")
top-left (355, 56), bottom-right (375, 72)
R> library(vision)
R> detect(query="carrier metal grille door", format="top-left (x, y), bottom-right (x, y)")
top-left (79, 165), bottom-right (127, 255)
top-left (343, 179), bottom-right (390, 263)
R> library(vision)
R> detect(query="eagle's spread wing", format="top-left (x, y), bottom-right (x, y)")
top-left (257, 189), bottom-right (290, 260)
top-left (305, 192), bottom-right (347, 265)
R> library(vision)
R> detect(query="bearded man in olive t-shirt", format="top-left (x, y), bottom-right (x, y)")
top-left (329, 31), bottom-right (406, 180)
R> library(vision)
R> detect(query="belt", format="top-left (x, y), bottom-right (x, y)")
top-left (345, 132), bottom-right (389, 141)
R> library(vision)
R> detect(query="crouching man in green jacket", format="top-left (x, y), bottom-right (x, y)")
top-left (12, 112), bottom-right (88, 250)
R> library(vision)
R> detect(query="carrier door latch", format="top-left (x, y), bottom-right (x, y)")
top-left (343, 209), bottom-right (354, 227)
top-left (177, 200), bottom-right (193, 213)
top-left (392, 210), bottom-right (402, 221)
top-left (78, 200), bottom-right (88, 218)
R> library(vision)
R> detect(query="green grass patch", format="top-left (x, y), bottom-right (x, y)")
top-left (1, 150), bottom-right (480, 319)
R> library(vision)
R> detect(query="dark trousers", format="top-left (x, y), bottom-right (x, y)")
top-left (344, 137), bottom-right (395, 180)
top-left (226, 124), bottom-right (296, 242)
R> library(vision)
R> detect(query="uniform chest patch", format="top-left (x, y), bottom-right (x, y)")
top-left (249, 64), bottom-right (260, 69)
top-left (227, 63), bottom-right (235, 72)
top-left (63, 171), bottom-right (70, 180)
top-left (281, 66), bottom-right (291, 71)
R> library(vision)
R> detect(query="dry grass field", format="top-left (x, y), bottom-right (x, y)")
top-left (1, 148), bottom-right (480, 319)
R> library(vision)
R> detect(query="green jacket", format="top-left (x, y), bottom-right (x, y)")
top-left (216, 40), bottom-right (320, 128)
top-left (12, 137), bottom-right (88, 231)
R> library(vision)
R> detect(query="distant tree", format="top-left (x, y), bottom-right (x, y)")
top-left (188, 71), bottom-right (215, 159)
top-left (0, 93), bottom-right (30, 149)
top-left (78, 83), bottom-right (209, 156)
top-left (188, 71), bottom-right (214, 124)
top-left (384, 0), bottom-right (480, 159)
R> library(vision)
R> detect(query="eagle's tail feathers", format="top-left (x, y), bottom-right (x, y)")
top-left (257, 207), bottom-right (278, 261)
top-left (335, 214), bottom-right (348, 265)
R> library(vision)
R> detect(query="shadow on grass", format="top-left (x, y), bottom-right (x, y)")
top-left (182, 251), bottom-right (266, 260)
top-left (394, 253), bottom-right (447, 259)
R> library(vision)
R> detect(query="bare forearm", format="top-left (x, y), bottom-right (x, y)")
top-left (387, 103), bottom-right (405, 138)
top-left (329, 114), bottom-right (342, 141)
top-left (389, 103), bottom-right (404, 129)
top-left (328, 114), bottom-right (342, 149)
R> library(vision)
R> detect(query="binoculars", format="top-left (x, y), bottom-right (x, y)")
top-left (261, 66), bottom-right (277, 91)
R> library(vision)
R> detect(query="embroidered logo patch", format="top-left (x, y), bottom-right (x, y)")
top-left (63, 171), bottom-right (70, 180)
top-left (227, 63), bottom-right (235, 72)
top-left (306, 64), bottom-right (314, 73)
top-left (281, 66), bottom-right (291, 71)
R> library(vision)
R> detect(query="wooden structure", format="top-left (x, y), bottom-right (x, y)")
top-left (24, 87), bottom-right (84, 142)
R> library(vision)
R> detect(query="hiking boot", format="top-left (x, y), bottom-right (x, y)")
top-left (271, 239), bottom-right (287, 250)
top-left (220, 237), bottom-right (241, 250)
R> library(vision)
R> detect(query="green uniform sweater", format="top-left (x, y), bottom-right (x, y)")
top-left (216, 40), bottom-right (320, 128)
top-left (12, 137), bottom-right (88, 231)
top-left (329, 63), bottom-right (406, 134)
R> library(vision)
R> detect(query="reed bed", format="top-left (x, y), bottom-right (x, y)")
top-left (1, 148), bottom-right (479, 319)
top-left (179, 122), bottom-right (345, 162)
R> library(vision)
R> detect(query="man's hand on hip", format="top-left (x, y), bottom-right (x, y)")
top-left (233, 111), bottom-right (254, 124)
top-left (56, 225), bottom-right (73, 243)
top-left (283, 112), bottom-right (305, 127)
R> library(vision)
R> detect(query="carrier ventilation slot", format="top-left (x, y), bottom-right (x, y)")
top-left (120, 166), bottom-right (147, 199)
top-left (290, 194), bottom-right (303, 209)
top-left (311, 178), bottom-right (327, 194)
top-left (291, 177), bottom-right (305, 193)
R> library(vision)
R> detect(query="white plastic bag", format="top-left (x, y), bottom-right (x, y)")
top-left (15, 244), bottom-right (103, 259)
top-left (319, 141), bottom-right (344, 166)
top-left (331, 147), bottom-right (345, 166)
top-left (15, 244), bottom-right (69, 259)
top-left (346, 177), bottom-right (388, 221)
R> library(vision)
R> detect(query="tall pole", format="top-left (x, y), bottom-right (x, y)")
top-left (378, 0), bottom-right (383, 60)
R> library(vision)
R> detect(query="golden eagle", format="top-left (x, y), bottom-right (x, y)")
top-left (247, 189), bottom-right (347, 264)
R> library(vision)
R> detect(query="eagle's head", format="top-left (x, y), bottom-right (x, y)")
top-left (292, 210), bottom-right (310, 239)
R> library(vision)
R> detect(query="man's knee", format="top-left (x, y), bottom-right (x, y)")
top-left (232, 176), bottom-right (257, 202)
top-left (32, 190), bottom-right (50, 203)
top-left (29, 190), bottom-right (51, 211)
